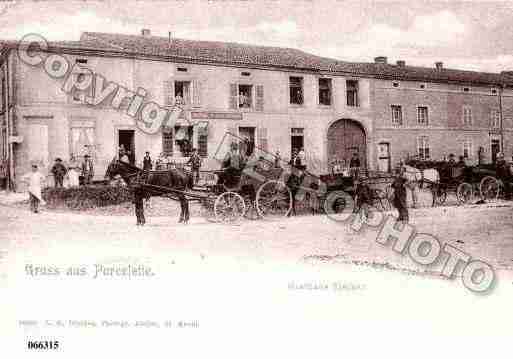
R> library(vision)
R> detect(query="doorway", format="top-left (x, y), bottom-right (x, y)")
top-left (118, 130), bottom-right (135, 164)
top-left (238, 127), bottom-right (255, 156)
top-left (377, 142), bottom-right (391, 173)
top-left (491, 139), bottom-right (500, 164)
top-left (327, 119), bottom-right (366, 169)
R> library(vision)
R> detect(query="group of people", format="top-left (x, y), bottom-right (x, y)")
top-left (22, 154), bottom-right (95, 213)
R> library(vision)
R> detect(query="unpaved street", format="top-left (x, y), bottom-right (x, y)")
top-left (1, 202), bottom-right (513, 358)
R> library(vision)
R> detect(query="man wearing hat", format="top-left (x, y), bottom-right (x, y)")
top-left (187, 148), bottom-right (202, 184)
top-left (51, 158), bottom-right (67, 188)
top-left (81, 154), bottom-right (94, 185)
top-left (221, 142), bottom-right (244, 187)
top-left (22, 164), bottom-right (46, 213)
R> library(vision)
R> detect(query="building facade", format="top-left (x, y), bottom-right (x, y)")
top-left (0, 31), bottom-right (511, 190)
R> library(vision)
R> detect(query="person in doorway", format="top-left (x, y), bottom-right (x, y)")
top-left (274, 150), bottom-right (281, 168)
top-left (392, 168), bottom-right (409, 224)
top-left (22, 164), bottom-right (46, 213)
top-left (290, 148), bottom-right (301, 169)
top-left (127, 150), bottom-right (135, 166)
top-left (51, 158), bottom-right (67, 188)
top-left (119, 149), bottom-right (130, 163)
top-left (187, 148), bottom-right (202, 184)
top-left (143, 151), bottom-right (153, 171)
top-left (349, 152), bottom-right (361, 179)
top-left (298, 147), bottom-right (306, 170)
top-left (81, 154), bottom-right (94, 185)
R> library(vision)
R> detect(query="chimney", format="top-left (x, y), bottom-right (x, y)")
top-left (374, 56), bottom-right (388, 64)
top-left (141, 29), bottom-right (151, 37)
top-left (396, 60), bottom-right (406, 67)
top-left (435, 61), bottom-right (443, 70)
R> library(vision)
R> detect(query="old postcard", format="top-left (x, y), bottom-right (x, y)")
top-left (1, 0), bottom-right (512, 357)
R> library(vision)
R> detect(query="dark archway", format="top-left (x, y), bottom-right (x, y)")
top-left (327, 119), bottom-right (367, 169)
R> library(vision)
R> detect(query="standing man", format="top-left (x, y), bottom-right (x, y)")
top-left (51, 158), bottom-right (67, 188)
top-left (392, 168), bottom-right (409, 224)
top-left (133, 185), bottom-right (146, 226)
top-left (143, 151), bottom-right (153, 171)
top-left (274, 150), bottom-right (281, 168)
top-left (81, 154), bottom-right (94, 185)
top-left (187, 148), bottom-right (202, 184)
top-left (349, 152), bottom-right (361, 179)
top-left (22, 164), bottom-right (46, 213)
top-left (298, 147), bottom-right (306, 170)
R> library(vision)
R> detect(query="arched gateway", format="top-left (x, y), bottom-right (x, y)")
top-left (327, 119), bottom-right (367, 170)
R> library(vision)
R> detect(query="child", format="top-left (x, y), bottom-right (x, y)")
top-left (22, 164), bottom-right (46, 213)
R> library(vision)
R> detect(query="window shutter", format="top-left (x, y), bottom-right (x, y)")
top-left (193, 80), bottom-right (202, 107)
top-left (198, 124), bottom-right (208, 158)
top-left (162, 130), bottom-right (174, 155)
top-left (163, 80), bottom-right (174, 107)
top-left (229, 83), bottom-right (238, 110)
top-left (255, 85), bottom-right (264, 111)
top-left (258, 127), bottom-right (268, 152)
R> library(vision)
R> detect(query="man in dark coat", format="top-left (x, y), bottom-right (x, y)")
top-left (187, 148), bottom-right (202, 184)
top-left (352, 178), bottom-right (372, 219)
top-left (496, 153), bottom-right (511, 199)
top-left (392, 170), bottom-right (409, 223)
top-left (133, 185), bottom-right (146, 226)
top-left (81, 155), bottom-right (94, 185)
top-left (51, 158), bottom-right (67, 188)
top-left (143, 151), bottom-right (152, 171)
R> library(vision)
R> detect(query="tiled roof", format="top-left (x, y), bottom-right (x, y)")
top-left (1, 32), bottom-right (511, 86)
top-left (80, 32), bottom-right (509, 86)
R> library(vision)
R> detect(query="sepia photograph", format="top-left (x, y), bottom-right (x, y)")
top-left (0, 0), bottom-right (512, 357)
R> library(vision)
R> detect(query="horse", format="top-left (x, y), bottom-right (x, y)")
top-left (401, 164), bottom-right (440, 207)
top-left (105, 160), bottom-right (194, 224)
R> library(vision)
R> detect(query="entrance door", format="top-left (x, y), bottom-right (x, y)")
top-left (327, 119), bottom-right (366, 169)
top-left (118, 130), bottom-right (135, 163)
top-left (238, 127), bottom-right (255, 156)
top-left (377, 142), bottom-right (391, 173)
top-left (491, 139), bottom-right (500, 164)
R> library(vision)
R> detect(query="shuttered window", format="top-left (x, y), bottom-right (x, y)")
top-left (192, 79), bottom-right (202, 107)
top-left (197, 122), bottom-right (208, 157)
top-left (229, 84), bottom-right (238, 109)
top-left (163, 80), bottom-right (175, 107)
top-left (162, 130), bottom-right (174, 155)
top-left (255, 85), bottom-right (264, 111)
top-left (258, 127), bottom-right (268, 152)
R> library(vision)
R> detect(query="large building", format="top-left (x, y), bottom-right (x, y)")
top-left (1, 30), bottom-right (512, 190)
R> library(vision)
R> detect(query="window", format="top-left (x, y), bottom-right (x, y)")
top-left (462, 106), bottom-right (472, 125)
top-left (346, 80), bottom-right (359, 107)
top-left (291, 128), bottom-right (304, 154)
top-left (392, 82), bottom-right (399, 88)
top-left (289, 77), bottom-right (303, 105)
top-left (70, 72), bottom-right (92, 103)
top-left (174, 126), bottom-right (193, 157)
top-left (174, 81), bottom-right (191, 105)
top-left (491, 88), bottom-right (497, 95)
top-left (75, 58), bottom-right (88, 64)
top-left (177, 67), bottom-right (188, 72)
top-left (241, 72), bottom-right (251, 76)
top-left (463, 139), bottom-right (472, 159)
top-left (463, 87), bottom-right (470, 92)
top-left (162, 131), bottom-right (174, 155)
top-left (391, 105), bottom-right (402, 125)
top-left (238, 84), bottom-right (253, 108)
top-left (420, 84), bottom-right (426, 89)
top-left (197, 122), bottom-right (208, 157)
top-left (70, 120), bottom-right (95, 158)
top-left (417, 136), bottom-right (430, 160)
top-left (417, 106), bottom-right (429, 125)
top-left (491, 109), bottom-right (500, 128)
top-left (319, 78), bottom-right (332, 106)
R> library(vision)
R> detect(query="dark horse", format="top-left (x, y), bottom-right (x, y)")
top-left (105, 160), bottom-right (194, 224)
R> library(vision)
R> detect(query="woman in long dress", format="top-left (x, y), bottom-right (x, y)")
top-left (65, 155), bottom-right (80, 188)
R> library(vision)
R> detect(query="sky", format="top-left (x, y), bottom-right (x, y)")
top-left (2, 0), bottom-right (513, 73)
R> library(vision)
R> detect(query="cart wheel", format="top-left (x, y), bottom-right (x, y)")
top-left (256, 180), bottom-right (292, 219)
top-left (214, 192), bottom-right (246, 223)
top-left (480, 176), bottom-right (501, 201)
top-left (456, 182), bottom-right (473, 204)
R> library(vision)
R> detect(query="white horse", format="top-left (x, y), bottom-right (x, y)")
top-left (401, 164), bottom-right (441, 207)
